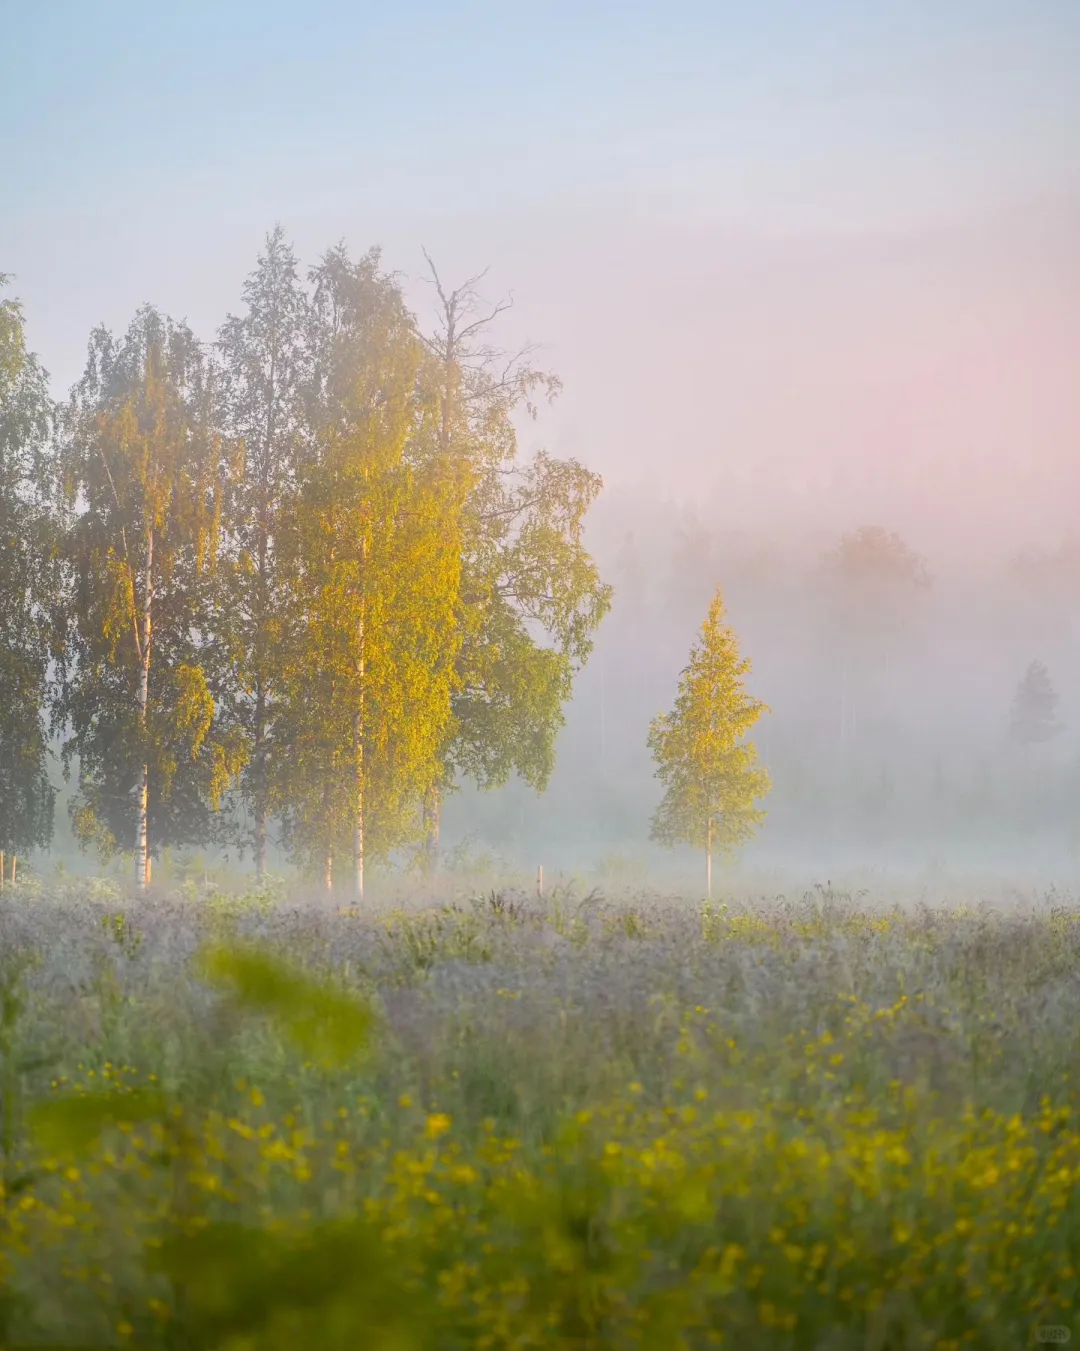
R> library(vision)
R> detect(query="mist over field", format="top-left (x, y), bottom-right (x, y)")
top-left (7, 7), bottom-right (1080, 1347)
top-left (4, 4), bottom-right (1079, 894)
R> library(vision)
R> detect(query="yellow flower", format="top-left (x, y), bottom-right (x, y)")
top-left (426, 1113), bottom-right (452, 1141)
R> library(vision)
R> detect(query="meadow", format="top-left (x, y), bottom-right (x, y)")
top-left (0, 873), bottom-right (1078, 1348)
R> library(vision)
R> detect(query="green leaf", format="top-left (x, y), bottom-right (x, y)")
top-left (28, 1089), bottom-right (167, 1155)
top-left (198, 945), bottom-right (373, 1067)
top-left (152, 1219), bottom-right (432, 1347)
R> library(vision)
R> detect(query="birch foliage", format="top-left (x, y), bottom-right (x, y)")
top-left (212, 227), bottom-right (309, 874)
top-left (648, 587), bottom-right (770, 879)
top-left (58, 308), bottom-right (242, 883)
top-left (0, 277), bottom-right (57, 859)
top-left (280, 249), bottom-right (464, 890)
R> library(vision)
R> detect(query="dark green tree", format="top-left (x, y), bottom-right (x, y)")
top-left (0, 277), bottom-right (58, 869)
top-left (58, 307), bottom-right (243, 890)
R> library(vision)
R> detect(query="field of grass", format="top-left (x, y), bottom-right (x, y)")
top-left (0, 874), bottom-right (1078, 1348)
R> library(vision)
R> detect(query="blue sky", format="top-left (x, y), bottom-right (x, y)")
top-left (2, 1), bottom-right (1079, 550)
top-left (5, 1), bottom-right (1078, 227)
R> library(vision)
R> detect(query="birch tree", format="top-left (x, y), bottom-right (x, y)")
top-left (213, 227), bottom-right (309, 877)
top-left (279, 247), bottom-right (463, 895)
top-left (59, 308), bottom-right (241, 890)
top-left (648, 586), bottom-right (770, 896)
top-left (0, 277), bottom-right (57, 872)
top-left (417, 257), bottom-right (611, 867)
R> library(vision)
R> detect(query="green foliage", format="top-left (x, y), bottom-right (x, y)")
top-left (4, 241), bottom-right (612, 888)
top-left (198, 944), bottom-right (373, 1068)
top-left (278, 246), bottom-right (466, 884)
top-left (29, 1087), bottom-right (167, 1155)
top-left (5, 895), bottom-right (1080, 1346)
top-left (648, 586), bottom-right (770, 862)
top-left (212, 227), bottom-right (310, 873)
top-left (149, 1220), bottom-right (436, 1349)
top-left (57, 306), bottom-right (245, 871)
top-left (0, 277), bottom-right (58, 857)
top-left (419, 261), bottom-right (611, 833)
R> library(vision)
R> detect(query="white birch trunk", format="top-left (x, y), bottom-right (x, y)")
top-left (135, 528), bottom-right (153, 895)
top-left (706, 816), bottom-right (713, 899)
top-left (352, 548), bottom-right (367, 902)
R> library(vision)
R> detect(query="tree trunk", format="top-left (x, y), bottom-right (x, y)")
top-left (323, 848), bottom-right (333, 893)
top-left (423, 784), bottom-right (441, 874)
top-left (135, 528), bottom-right (153, 896)
top-left (0, 852), bottom-right (4, 890)
top-left (352, 571), bottom-right (366, 902)
top-left (706, 816), bottom-right (713, 899)
top-left (353, 711), bottom-right (364, 903)
top-left (253, 682), bottom-right (267, 880)
top-left (599, 663), bottom-right (606, 766)
top-left (255, 341), bottom-right (276, 882)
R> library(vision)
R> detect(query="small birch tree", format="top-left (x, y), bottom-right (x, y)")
top-left (648, 586), bottom-right (770, 895)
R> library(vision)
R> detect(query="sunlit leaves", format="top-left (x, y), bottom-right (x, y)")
top-left (648, 586), bottom-right (770, 857)
top-left (57, 307), bottom-right (243, 864)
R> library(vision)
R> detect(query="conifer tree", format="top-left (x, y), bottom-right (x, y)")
top-left (0, 277), bottom-right (57, 871)
top-left (648, 586), bottom-right (770, 895)
top-left (58, 308), bottom-right (242, 890)
top-left (1009, 660), bottom-right (1063, 747)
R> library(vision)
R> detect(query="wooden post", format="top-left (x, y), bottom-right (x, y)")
top-left (9, 856), bottom-right (15, 887)
top-left (0, 851), bottom-right (5, 891)
top-left (537, 865), bottom-right (543, 898)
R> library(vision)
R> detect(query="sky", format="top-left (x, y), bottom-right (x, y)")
top-left (2, 0), bottom-right (1079, 562)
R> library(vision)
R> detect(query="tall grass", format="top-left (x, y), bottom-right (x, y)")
top-left (0, 876), bottom-right (1077, 1346)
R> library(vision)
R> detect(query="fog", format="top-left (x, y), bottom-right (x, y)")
top-left (5, 1), bottom-right (1080, 887)
top-left (434, 489), bottom-right (1080, 882)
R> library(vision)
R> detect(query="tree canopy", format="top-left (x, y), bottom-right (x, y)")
top-left (1, 232), bottom-right (610, 891)
top-left (0, 277), bottom-right (58, 864)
